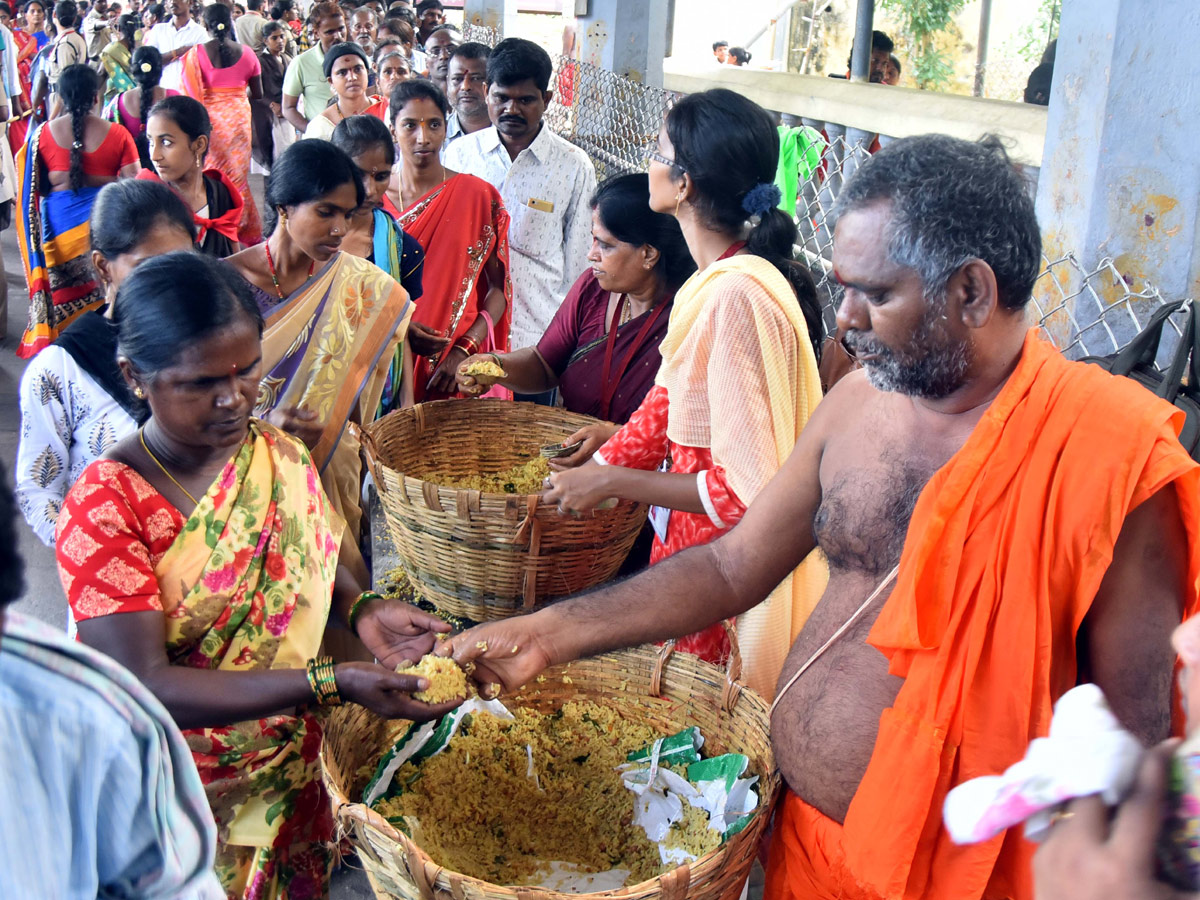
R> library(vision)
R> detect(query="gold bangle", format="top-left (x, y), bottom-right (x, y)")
top-left (348, 590), bottom-right (383, 636)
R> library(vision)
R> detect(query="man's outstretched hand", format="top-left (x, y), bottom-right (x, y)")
top-left (436, 618), bottom-right (559, 697)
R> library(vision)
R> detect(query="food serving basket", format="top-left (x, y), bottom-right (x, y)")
top-left (323, 639), bottom-right (780, 900)
top-left (360, 400), bottom-right (647, 621)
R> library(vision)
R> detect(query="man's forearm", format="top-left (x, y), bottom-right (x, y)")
top-left (282, 103), bottom-right (307, 132)
top-left (540, 536), bottom-right (757, 665)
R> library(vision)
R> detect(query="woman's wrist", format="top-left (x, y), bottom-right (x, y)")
top-left (347, 590), bottom-right (384, 636)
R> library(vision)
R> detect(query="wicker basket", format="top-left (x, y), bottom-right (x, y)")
top-left (324, 640), bottom-right (779, 900)
top-left (361, 400), bottom-right (648, 621)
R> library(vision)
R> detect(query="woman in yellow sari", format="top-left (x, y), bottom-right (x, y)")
top-left (56, 251), bottom-right (461, 900)
top-left (227, 139), bottom-right (414, 541)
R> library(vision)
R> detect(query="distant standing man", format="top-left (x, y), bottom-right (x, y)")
top-left (445, 37), bottom-right (596, 362)
top-left (422, 21), bottom-right (456, 94)
top-left (143, 0), bottom-right (207, 91)
top-left (442, 40), bottom-right (488, 159)
top-left (413, 0), bottom-right (440, 44)
top-left (234, 0), bottom-right (267, 51)
top-left (281, 0), bottom-right (346, 133)
top-left (712, 39), bottom-right (728, 64)
top-left (81, 0), bottom-right (111, 64)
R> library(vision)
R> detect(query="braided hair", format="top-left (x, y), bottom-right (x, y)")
top-left (203, 3), bottom-right (236, 68)
top-left (129, 45), bottom-right (163, 168)
top-left (58, 65), bottom-right (100, 193)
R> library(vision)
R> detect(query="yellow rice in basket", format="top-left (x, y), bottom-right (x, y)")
top-left (374, 700), bottom-right (721, 885)
top-left (423, 456), bottom-right (550, 495)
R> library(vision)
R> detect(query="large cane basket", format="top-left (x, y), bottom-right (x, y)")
top-left (361, 400), bottom-right (648, 621)
top-left (323, 640), bottom-right (780, 900)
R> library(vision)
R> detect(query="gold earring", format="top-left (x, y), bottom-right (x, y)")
top-left (675, 193), bottom-right (684, 216)
top-left (134, 387), bottom-right (145, 399)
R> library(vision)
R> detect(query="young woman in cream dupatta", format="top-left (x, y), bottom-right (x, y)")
top-left (227, 139), bottom-right (415, 541)
top-left (543, 90), bottom-right (827, 699)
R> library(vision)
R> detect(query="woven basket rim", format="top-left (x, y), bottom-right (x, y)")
top-left (323, 645), bottom-right (780, 899)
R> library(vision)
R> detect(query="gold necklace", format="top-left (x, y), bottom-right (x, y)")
top-left (139, 429), bottom-right (199, 505)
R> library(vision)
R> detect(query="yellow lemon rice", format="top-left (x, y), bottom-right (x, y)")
top-left (374, 700), bottom-right (720, 885)
top-left (424, 456), bottom-right (550, 495)
top-left (462, 359), bottom-right (506, 378)
top-left (397, 654), bottom-right (470, 704)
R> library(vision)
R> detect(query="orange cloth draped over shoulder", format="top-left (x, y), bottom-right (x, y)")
top-left (765, 331), bottom-right (1200, 900)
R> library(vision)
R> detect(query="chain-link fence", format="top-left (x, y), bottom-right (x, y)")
top-left (461, 24), bottom-right (1189, 363)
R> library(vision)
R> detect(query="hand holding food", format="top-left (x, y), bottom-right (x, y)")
top-left (396, 653), bottom-right (470, 704)
top-left (456, 353), bottom-right (507, 395)
top-left (334, 661), bottom-right (464, 721)
top-left (438, 619), bottom-right (557, 696)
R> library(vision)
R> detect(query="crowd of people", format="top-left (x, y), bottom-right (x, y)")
top-left (1, 6), bottom-right (1198, 900)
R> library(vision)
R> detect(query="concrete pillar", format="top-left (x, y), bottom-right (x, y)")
top-left (577, 0), bottom-right (669, 87)
top-left (1035, 0), bottom-right (1200, 309)
top-left (461, 0), bottom-right (517, 38)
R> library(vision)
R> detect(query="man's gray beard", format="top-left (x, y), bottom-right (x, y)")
top-left (850, 300), bottom-right (972, 399)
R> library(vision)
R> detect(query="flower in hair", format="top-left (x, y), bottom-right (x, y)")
top-left (216, 21), bottom-right (225, 29)
top-left (742, 181), bottom-right (782, 218)
top-left (140, 61), bottom-right (151, 71)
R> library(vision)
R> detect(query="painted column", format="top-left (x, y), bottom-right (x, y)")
top-left (576, 0), bottom-right (669, 88)
top-left (1035, 0), bottom-right (1200, 317)
top-left (461, 0), bottom-right (517, 38)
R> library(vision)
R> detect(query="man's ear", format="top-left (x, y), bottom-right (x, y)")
top-left (950, 258), bottom-right (1000, 329)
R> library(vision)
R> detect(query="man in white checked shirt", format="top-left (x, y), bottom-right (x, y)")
top-left (0, 472), bottom-right (223, 899)
top-left (445, 37), bottom-right (596, 384)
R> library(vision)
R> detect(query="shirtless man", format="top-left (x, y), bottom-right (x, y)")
top-left (446, 134), bottom-right (1199, 899)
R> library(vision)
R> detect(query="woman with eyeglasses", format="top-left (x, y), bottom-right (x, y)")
top-left (540, 88), bottom-right (827, 698)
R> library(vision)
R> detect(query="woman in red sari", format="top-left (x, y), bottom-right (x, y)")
top-left (3, 2), bottom-right (36, 150)
top-left (385, 79), bottom-right (509, 403)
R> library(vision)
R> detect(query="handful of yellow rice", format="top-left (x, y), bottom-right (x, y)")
top-left (462, 358), bottom-right (506, 379)
top-left (424, 456), bottom-right (550, 494)
top-left (396, 654), bottom-right (470, 704)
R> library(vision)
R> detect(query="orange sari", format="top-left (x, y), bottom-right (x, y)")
top-left (396, 172), bottom-right (511, 403)
top-left (180, 46), bottom-right (263, 244)
top-left (765, 332), bottom-right (1200, 900)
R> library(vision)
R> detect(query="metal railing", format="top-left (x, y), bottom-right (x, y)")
top-left (461, 23), bottom-right (1189, 363)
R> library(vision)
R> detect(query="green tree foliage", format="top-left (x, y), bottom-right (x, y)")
top-left (1014, 0), bottom-right (1060, 63)
top-left (878, 0), bottom-right (968, 90)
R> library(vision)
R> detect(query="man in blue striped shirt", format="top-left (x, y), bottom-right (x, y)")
top-left (0, 470), bottom-right (223, 899)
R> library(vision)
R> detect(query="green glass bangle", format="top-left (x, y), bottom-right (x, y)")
top-left (348, 590), bottom-right (384, 636)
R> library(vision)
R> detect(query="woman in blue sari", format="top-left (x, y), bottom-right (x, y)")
top-left (331, 113), bottom-right (424, 414)
top-left (16, 64), bottom-right (140, 357)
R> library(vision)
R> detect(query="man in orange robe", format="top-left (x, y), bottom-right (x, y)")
top-left (445, 133), bottom-right (1200, 899)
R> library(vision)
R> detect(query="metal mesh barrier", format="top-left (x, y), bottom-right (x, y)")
top-left (456, 25), bottom-right (1191, 362)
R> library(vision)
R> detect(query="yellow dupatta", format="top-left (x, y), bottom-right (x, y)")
top-left (154, 420), bottom-right (343, 849)
top-left (654, 254), bottom-right (827, 698)
top-left (257, 251), bottom-right (414, 539)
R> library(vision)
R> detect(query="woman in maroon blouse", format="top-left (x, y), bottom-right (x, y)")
top-left (456, 173), bottom-right (694, 464)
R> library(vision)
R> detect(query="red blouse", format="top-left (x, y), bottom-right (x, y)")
top-left (595, 384), bottom-right (746, 664)
top-left (39, 122), bottom-right (139, 176)
top-left (56, 460), bottom-right (185, 623)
